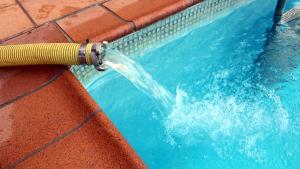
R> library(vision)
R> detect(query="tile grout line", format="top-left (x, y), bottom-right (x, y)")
top-left (53, 22), bottom-right (75, 43)
top-left (2, 27), bottom-right (36, 42)
top-left (0, 3), bottom-right (16, 10)
top-left (0, 69), bottom-right (65, 110)
top-left (15, 0), bottom-right (38, 27)
top-left (53, 4), bottom-right (100, 24)
top-left (100, 4), bottom-right (137, 32)
top-left (2, 109), bottom-right (102, 169)
top-left (53, 0), bottom-right (111, 24)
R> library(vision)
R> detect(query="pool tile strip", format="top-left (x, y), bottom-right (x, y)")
top-left (281, 6), bottom-right (300, 24)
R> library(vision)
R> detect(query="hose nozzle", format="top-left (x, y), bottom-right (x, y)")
top-left (89, 41), bottom-right (108, 71)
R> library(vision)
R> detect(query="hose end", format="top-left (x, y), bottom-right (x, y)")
top-left (90, 41), bottom-right (108, 71)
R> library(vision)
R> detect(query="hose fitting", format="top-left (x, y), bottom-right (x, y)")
top-left (90, 41), bottom-right (108, 71)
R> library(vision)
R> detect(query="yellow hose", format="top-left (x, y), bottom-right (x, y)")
top-left (0, 43), bottom-right (96, 67)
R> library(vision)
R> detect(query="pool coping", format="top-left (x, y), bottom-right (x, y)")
top-left (0, 1), bottom-right (204, 168)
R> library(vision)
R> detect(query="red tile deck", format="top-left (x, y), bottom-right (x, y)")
top-left (57, 5), bottom-right (132, 43)
top-left (0, 0), bottom-right (204, 168)
top-left (0, 65), bottom-right (63, 107)
top-left (103, 0), bottom-right (193, 29)
top-left (0, 0), bottom-right (15, 9)
top-left (19, 0), bottom-right (106, 25)
top-left (0, 3), bottom-right (33, 40)
top-left (4, 23), bottom-right (70, 44)
top-left (0, 70), bottom-right (145, 169)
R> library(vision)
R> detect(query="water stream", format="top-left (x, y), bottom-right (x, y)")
top-left (103, 49), bottom-right (174, 112)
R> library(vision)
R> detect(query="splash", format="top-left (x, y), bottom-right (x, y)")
top-left (164, 69), bottom-right (289, 160)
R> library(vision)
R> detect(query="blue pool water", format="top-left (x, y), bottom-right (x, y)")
top-left (88, 0), bottom-right (300, 168)
top-left (286, 0), bottom-right (300, 10)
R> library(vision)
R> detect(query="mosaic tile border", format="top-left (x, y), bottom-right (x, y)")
top-left (281, 6), bottom-right (300, 24)
top-left (71, 0), bottom-right (247, 87)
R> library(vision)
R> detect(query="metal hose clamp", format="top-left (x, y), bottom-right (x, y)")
top-left (78, 43), bottom-right (88, 64)
top-left (90, 41), bottom-right (108, 71)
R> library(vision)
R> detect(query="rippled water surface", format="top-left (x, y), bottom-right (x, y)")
top-left (88, 0), bottom-right (300, 168)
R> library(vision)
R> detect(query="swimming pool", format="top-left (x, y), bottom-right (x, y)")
top-left (87, 0), bottom-right (300, 168)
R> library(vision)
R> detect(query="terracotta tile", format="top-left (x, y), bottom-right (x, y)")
top-left (4, 23), bottom-right (69, 44)
top-left (0, 0), bottom-right (15, 9)
top-left (0, 4), bottom-right (33, 40)
top-left (0, 23), bottom-right (69, 107)
top-left (0, 65), bottom-right (64, 107)
top-left (96, 0), bottom-right (110, 2)
top-left (103, 0), bottom-right (193, 29)
top-left (19, 0), bottom-right (107, 25)
top-left (57, 5), bottom-right (132, 43)
top-left (12, 115), bottom-right (146, 169)
top-left (0, 71), bottom-right (146, 169)
top-left (0, 71), bottom-right (95, 167)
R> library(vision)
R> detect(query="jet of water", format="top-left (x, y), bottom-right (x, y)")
top-left (103, 49), bottom-right (174, 112)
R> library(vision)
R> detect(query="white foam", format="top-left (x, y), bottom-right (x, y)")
top-left (164, 78), bottom-right (290, 161)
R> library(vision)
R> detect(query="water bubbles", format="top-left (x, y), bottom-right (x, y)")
top-left (164, 68), bottom-right (290, 161)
